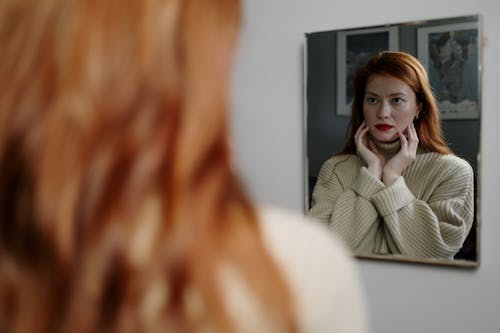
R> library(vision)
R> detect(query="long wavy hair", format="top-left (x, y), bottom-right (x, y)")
top-left (341, 51), bottom-right (452, 155)
top-left (0, 0), bottom-right (296, 332)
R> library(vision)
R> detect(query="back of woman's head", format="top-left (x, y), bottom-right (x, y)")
top-left (0, 0), bottom-right (296, 332)
top-left (343, 51), bottom-right (452, 155)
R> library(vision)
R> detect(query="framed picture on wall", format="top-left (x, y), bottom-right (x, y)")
top-left (417, 21), bottom-right (479, 119)
top-left (336, 26), bottom-right (399, 116)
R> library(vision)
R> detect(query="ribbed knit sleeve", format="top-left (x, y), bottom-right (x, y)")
top-left (308, 152), bottom-right (475, 259)
top-left (372, 154), bottom-right (474, 258)
top-left (308, 156), bottom-right (387, 252)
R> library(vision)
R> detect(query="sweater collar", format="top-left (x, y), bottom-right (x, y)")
top-left (371, 138), bottom-right (427, 161)
top-left (373, 139), bottom-right (401, 161)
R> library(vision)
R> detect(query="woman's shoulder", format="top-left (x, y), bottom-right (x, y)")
top-left (257, 206), bottom-right (367, 333)
top-left (417, 152), bottom-right (473, 176)
top-left (258, 205), bottom-right (352, 264)
top-left (318, 154), bottom-right (362, 175)
top-left (442, 153), bottom-right (473, 170)
top-left (322, 154), bottom-right (359, 166)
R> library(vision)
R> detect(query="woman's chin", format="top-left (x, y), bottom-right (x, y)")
top-left (371, 133), bottom-right (398, 143)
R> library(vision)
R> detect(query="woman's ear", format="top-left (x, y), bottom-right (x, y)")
top-left (415, 102), bottom-right (422, 119)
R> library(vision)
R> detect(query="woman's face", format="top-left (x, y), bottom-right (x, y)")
top-left (363, 74), bottom-right (421, 142)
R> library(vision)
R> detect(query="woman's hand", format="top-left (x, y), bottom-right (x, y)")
top-left (382, 122), bottom-right (419, 186)
top-left (355, 121), bottom-right (385, 179)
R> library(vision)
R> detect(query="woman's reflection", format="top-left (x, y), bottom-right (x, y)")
top-left (308, 51), bottom-right (474, 259)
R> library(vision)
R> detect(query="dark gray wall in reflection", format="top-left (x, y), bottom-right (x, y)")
top-left (306, 30), bottom-right (479, 179)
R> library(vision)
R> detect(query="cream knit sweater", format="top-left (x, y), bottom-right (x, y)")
top-left (308, 140), bottom-right (474, 259)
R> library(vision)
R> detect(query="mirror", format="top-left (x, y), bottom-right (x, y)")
top-left (304, 15), bottom-right (481, 267)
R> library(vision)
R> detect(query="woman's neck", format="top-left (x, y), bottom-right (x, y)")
top-left (372, 139), bottom-right (402, 161)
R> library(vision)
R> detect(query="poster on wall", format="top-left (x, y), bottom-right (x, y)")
top-left (417, 21), bottom-right (479, 119)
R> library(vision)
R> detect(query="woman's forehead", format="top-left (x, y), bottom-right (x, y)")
top-left (365, 74), bottom-right (415, 95)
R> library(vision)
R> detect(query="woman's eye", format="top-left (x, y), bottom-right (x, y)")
top-left (392, 97), bottom-right (404, 104)
top-left (366, 97), bottom-right (378, 104)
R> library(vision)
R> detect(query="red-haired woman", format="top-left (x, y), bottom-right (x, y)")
top-left (309, 51), bottom-right (474, 260)
top-left (0, 0), bottom-right (366, 332)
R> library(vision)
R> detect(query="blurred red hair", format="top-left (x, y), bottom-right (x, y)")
top-left (0, 0), bottom-right (296, 332)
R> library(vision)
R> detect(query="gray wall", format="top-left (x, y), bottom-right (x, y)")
top-left (231, 0), bottom-right (500, 332)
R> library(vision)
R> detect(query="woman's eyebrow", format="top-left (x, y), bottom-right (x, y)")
top-left (365, 91), bottom-right (408, 97)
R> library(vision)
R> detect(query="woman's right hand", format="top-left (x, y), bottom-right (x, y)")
top-left (354, 121), bottom-right (385, 180)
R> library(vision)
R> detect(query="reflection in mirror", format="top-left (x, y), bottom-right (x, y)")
top-left (304, 15), bottom-right (481, 267)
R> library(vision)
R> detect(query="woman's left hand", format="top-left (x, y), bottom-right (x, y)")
top-left (382, 122), bottom-right (419, 186)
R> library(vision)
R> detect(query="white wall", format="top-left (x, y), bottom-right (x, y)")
top-left (231, 0), bottom-right (500, 332)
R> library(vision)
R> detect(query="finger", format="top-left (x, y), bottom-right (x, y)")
top-left (360, 127), bottom-right (369, 145)
top-left (410, 123), bottom-right (419, 142)
top-left (355, 121), bottom-right (367, 139)
top-left (407, 123), bottom-right (419, 152)
top-left (356, 125), bottom-right (368, 143)
top-left (354, 130), bottom-right (360, 143)
top-left (405, 123), bottom-right (417, 142)
top-left (399, 129), bottom-right (408, 147)
top-left (367, 139), bottom-right (378, 153)
top-left (358, 121), bottom-right (366, 132)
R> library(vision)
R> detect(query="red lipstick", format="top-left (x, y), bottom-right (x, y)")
top-left (375, 124), bottom-right (393, 131)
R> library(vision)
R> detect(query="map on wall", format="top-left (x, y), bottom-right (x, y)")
top-left (418, 22), bottom-right (479, 119)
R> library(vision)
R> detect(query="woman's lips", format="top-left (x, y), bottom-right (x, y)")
top-left (375, 124), bottom-right (393, 131)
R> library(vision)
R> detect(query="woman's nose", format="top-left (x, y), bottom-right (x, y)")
top-left (376, 101), bottom-right (391, 118)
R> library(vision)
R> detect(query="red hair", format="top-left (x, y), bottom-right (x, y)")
top-left (341, 51), bottom-right (452, 155)
top-left (0, 0), bottom-right (296, 332)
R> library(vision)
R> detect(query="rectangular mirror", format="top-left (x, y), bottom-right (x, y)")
top-left (304, 15), bottom-right (481, 267)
